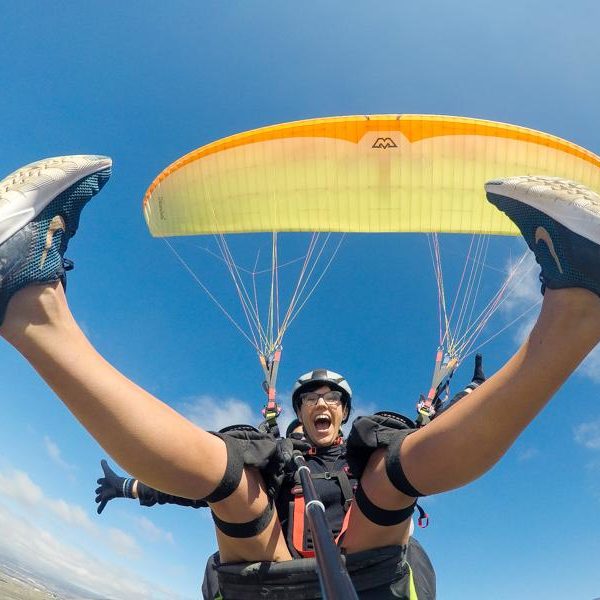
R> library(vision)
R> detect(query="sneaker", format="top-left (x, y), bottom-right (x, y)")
top-left (0, 155), bottom-right (112, 323)
top-left (486, 176), bottom-right (600, 296)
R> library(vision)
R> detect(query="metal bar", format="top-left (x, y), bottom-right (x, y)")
top-left (293, 453), bottom-right (359, 600)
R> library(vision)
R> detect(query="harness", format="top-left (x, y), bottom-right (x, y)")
top-left (207, 545), bottom-right (415, 600)
top-left (201, 415), bottom-right (436, 599)
top-left (290, 447), bottom-right (355, 556)
top-left (283, 436), bottom-right (428, 559)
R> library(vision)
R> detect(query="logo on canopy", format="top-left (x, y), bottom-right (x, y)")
top-left (372, 137), bottom-right (397, 149)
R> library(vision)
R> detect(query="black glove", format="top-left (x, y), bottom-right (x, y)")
top-left (437, 354), bottom-right (487, 417)
top-left (275, 434), bottom-right (312, 467)
top-left (95, 459), bottom-right (136, 515)
top-left (265, 434), bottom-right (312, 498)
top-left (471, 353), bottom-right (486, 385)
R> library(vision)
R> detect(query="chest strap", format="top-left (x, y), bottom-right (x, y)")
top-left (306, 467), bottom-right (354, 509)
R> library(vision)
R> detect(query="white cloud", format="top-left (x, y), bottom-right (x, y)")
top-left (512, 315), bottom-right (537, 346)
top-left (585, 457), bottom-right (600, 473)
top-left (496, 253), bottom-right (600, 386)
top-left (498, 252), bottom-right (542, 347)
top-left (517, 447), bottom-right (540, 462)
top-left (43, 436), bottom-right (77, 474)
top-left (108, 527), bottom-right (143, 559)
top-left (179, 389), bottom-right (305, 435)
top-left (180, 395), bottom-right (256, 431)
top-left (46, 498), bottom-right (96, 534)
top-left (0, 467), bottom-right (140, 559)
top-left (349, 397), bottom-right (378, 419)
top-left (500, 252), bottom-right (540, 314)
top-left (574, 419), bottom-right (600, 450)
top-left (577, 344), bottom-right (600, 383)
top-left (0, 503), bottom-right (183, 599)
top-left (133, 515), bottom-right (175, 545)
top-left (341, 397), bottom-right (378, 436)
top-left (0, 469), bottom-right (43, 506)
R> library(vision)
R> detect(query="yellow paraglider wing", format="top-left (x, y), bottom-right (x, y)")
top-left (143, 114), bottom-right (600, 237)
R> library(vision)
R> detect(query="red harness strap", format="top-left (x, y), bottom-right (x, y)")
top-left (337, 502), bottom-right (353, 542)
top-left (292, 494), bottom-right (354, 558)
top-left (292, 493), bottom-right (312, 557)
top-left (291, 440), bottom-right (352, 557)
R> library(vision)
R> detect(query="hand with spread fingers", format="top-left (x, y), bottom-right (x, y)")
top-left (95, 459), bottom-right (136, 514)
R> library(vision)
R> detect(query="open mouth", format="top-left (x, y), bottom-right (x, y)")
top-left (313, 414), bottom-right (332, 433)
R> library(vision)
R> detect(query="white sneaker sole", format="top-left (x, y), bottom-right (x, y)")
top-left (0, 155), bottom-right (112, 246)
top-left (485, 176), bottom-right (600, 245)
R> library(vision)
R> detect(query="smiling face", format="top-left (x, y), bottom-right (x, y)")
top-left (296, 385), bottom-right (348, 447)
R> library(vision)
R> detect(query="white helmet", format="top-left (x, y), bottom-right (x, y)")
top-left (292, 369), bottom-right (352, 423)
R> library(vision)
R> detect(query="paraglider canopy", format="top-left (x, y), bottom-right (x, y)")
top-left (144, 114), bottom-right (600, 237)
top-left (143, 114), bottom-right (600, 424)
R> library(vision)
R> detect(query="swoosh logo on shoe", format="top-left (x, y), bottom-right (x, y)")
top-left (534, 226), bottom-right (563, 274)
top-left (39, 215), bottom-right (66, 270)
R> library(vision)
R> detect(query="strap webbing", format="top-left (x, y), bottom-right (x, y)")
top-left (354, 484), bottom-right (416, 526)
top-left (385, 433), bottom-right (425, 498)
top-left (292, 493), bottom-right (354, 558)
top-left (211, 499), bottom-right (274, 538)
top-left (259, 348), bottom-right (282, 431)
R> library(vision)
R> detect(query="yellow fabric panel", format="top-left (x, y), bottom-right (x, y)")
top-left (408, 564), bottom-right (418, 600)
top-left (143, 115), bottom-right (600, 237)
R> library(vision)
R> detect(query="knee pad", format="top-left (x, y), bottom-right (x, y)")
top-left (346, 412), bottom-right (424, 498)
top-left (202, 431), bottom-right (247, 504)
top-left (202, 425), bottom-right (279, 503)
top-left (202, 426), bottom-right (280, 538)
top-left (384, 433), bottom-right (425, 498)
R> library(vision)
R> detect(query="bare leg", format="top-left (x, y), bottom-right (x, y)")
top-left (2, 282), bottom-right (227, 498)
top-left (405, 287), bottom-right (600, 493)
top-left (342, 287), bottom-right (600, 553)
top-left (1, 282), bottom-right (292, 562)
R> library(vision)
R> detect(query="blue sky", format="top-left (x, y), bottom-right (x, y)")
top-left (1, 1), bottom-right (600, 598)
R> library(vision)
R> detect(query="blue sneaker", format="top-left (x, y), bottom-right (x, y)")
top-left (0, 155), bottom-right (112, 323)
top-left (486, 176), bottom-right (600, 296)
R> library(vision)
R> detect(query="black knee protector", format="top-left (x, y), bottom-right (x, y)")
top-left (384, 431), bottom-right (425, 498)
top-left (346, 411), bottom-right (425, 498)
top-left (202, 425), bottom-right (280, 504)
top-left (202, 425), bottom-right (281, 538)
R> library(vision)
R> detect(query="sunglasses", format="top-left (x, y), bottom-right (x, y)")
top-left (299, 390), bottom-right (343, 406)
